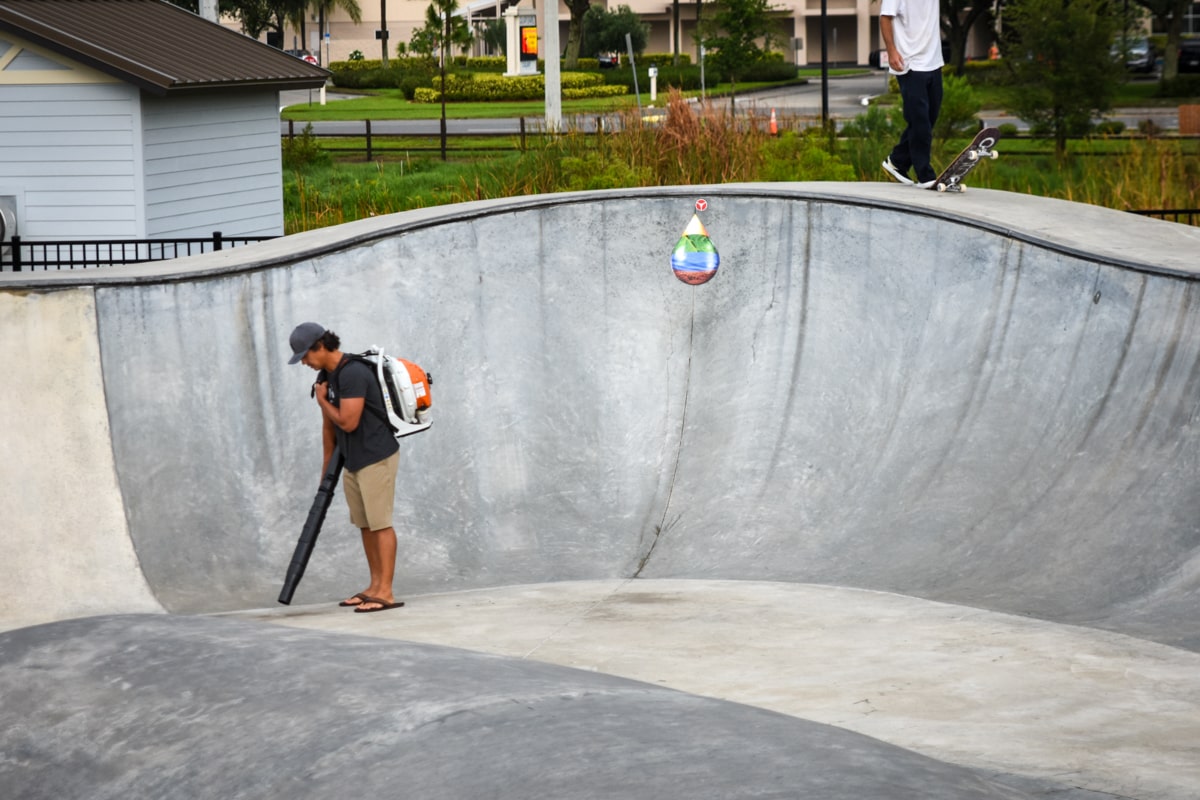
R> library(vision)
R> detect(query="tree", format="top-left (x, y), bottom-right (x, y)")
top-left (480, 19), bottom-right (506, 56)
top-left (580, 5), bottom-right (648, 59)
top-left (307, 0), bottom-right (363, 63)
top-left (412, 0), bottom-right (473, 159)
top-left (1133, 0), bottom-right (1190, 81)
top-left (698, 0), bottom-right (784, 112)
top-left (410, 0), bottom-right (471, 59)
top-left (563, 0), bottom-right (593, 69)
top-left (941, 0), bottom-right (994, 75)
top-left (1001, 0), bottom-right (1123, 157)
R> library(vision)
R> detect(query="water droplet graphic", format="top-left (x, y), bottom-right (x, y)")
top-left (671, 214), bottom-right (720, 285)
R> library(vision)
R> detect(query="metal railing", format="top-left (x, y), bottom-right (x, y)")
top-left (1128, 209), bottom-right (1199, 226)
top-left (1, 231), bottom-right (276, 271)
top-left (283, 118), bottom-right (531, 161)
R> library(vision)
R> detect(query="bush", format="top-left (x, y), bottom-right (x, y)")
top-left (414, 72), bottom-right (627, 102)
top-left (962, 59), bottom-right (1007, 87)
top-left (641, 52), bottom-right (692, 66)
top-left (934, 73), bottom-right (983, 139)
top-left (840, 104), bottom-right (905, 139)
top-left (330, 59), bottom-right (442, 96)
top-left (282, 123), bottom-right (330, 169)
top-left (741, 60), bottom-right (800, 82)
top-left (760, 129), bottom-right (857, 181)
top-left (464, 56), bottom-right (507, 71)
top-left (1094, 120), bottom-right (1126, 135)
top-left (602, 64), bottom-right (706, 91)
top-left (1156, 75), bottom-right (1200, 97)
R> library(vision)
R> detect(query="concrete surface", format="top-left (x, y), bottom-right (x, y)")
top-left (226, 579), bottom-right (1200, 800)
top-left (1, 184), bottom-right (1197, 799)
top-left (0, 614), bottom-right (1041, 800)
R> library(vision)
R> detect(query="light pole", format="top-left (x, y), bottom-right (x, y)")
top-left (820, 0), bottom-right (829, 127)
top-left (380, 0), bottom-right (389, 67)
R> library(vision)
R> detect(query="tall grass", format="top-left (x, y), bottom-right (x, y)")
top-left (284, 94), bottom-right (1198, 233)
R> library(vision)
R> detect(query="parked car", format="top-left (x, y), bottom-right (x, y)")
top-left (285, 48), bottom-right (319, 66)
top-left (1179, 39), bottom-right (1200, 74)
top-left (597, 53), bottom-right (619, 68)
top-left (1111, 37), bottom-right (1156, 73)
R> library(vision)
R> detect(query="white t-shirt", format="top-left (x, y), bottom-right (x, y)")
top-left (880, 0), bottom-right (944, 74)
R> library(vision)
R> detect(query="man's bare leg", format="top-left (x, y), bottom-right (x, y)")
top-left (356, 527), bottom-right (398, 610)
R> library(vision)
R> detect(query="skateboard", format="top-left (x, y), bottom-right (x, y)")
top-left (930, 127), bottom-right (1000, 193)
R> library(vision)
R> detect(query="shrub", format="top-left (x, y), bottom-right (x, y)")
top-left (282, 123), bottom-right (330, 169)
top-left (414, 72), bottom-right (626, 102)
top-left (1094, 120), bottom-right (1126, 135)
top-left (465, 56), bottom-right (507, 71)
top-left (962, 59), bottom-right (1006, 86)
top-left (840, 104), bottom-right (905, 139)
top-left (640, 52), bottom-right (692, 66)
top-left (1138, 118), bottom-right (1163, 137)
top-left (602, 64), bottom-right (706, 91)
top-left (329, 58), bottom-right (381, 72)
top-left (934, 73), bottom-right (983, 139)
top-left (760, 129), bottom-right (857, 181)
top-left (742, 60), bottom-right (800, 82)
top-left (1156, 75), bottom-right (1200, 98)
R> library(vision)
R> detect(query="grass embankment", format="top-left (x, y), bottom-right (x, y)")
top-left (283, 85), bottom-right (1199, 233)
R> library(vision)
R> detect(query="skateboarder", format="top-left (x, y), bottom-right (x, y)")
top-left (288, 322), bottom-right (405, 613)
top-left (879, 0), bottom-right (944, 188)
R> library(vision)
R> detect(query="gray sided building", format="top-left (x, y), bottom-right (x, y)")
top-left (0, 0), bottom-right (327, 246)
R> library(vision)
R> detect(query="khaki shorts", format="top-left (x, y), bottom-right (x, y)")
top-left (342, 450), bottom-right (399, 531)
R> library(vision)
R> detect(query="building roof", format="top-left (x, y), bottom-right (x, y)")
top-left (0, 0), bottom-right (329, 95)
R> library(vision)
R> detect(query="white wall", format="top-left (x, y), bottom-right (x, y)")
top-left (141, 91), bottom-right (284, 239)
top-left (0, 81), bottom-right (142, 239)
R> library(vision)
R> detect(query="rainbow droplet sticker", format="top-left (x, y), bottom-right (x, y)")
top-left (670, 212), bottom-right (720, 285)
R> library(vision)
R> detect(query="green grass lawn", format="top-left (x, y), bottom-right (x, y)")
top-left (282, 76), bottom-right (852, 121)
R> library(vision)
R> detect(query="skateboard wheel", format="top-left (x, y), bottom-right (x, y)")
top-left (936, 183), bottom-right (947, 193)
top-left (989, 150), bottom-right (999, 160)
top-left (967, 150), bottom-right (979, 162)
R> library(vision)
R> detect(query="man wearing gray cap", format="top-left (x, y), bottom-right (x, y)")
top-left (288, 322), bottom-right (404, 612)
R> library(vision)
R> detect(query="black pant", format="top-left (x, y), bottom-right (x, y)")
top-left (890, 68), bottom-right (943, 183)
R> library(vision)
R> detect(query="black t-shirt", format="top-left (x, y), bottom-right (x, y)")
top-left (321, 356), bottom-right (399, 472)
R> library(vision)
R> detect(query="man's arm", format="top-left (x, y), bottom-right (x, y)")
top-left (880, 15), bottom-right (905, 72)
top-left (314, 382), bottom-right (365, 434)
top-left (320, 414), bottom-right (337, 474)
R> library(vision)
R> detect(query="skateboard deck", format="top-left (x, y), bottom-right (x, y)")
top-left (930, 127), bottom-right (1000, 193)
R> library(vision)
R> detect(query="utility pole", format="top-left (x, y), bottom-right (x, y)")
top-left (380, 0), bottom-right (389, 67)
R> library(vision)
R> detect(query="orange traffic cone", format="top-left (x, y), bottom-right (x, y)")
top-left (769, 108), bottom-right (778, 136)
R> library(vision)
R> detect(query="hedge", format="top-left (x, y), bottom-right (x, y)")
top-left (413, 72), bottom-right (628, 102)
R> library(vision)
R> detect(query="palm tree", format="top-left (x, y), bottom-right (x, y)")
top-left (293, 0), bottom-right (363, 63)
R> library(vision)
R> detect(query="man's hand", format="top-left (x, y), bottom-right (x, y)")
top-left (880, 15), bottom-right (904, 72)
top-left (313, 380), bottom-right (328, 401)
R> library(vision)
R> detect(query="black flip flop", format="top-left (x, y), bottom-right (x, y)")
top-left (338, 593), bottom-right (370, 607)
top-left (354, 596), bottom-right (405, 613)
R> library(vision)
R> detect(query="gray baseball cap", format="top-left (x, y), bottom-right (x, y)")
top-left (288, 322), bottom-right (326, 364)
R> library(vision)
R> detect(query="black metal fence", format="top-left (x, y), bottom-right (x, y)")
top-left (1, 231), bottom-right (276, 271)
top-left (3, 207), bottom-right (1195, 272)
top-left (283, 118), bottom-right (532, 161)
top-left (1128, 209), bottom-right (1200, 226)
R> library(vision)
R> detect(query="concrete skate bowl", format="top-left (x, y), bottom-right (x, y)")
top-left (1, 184), bottom-right (1198, 799)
